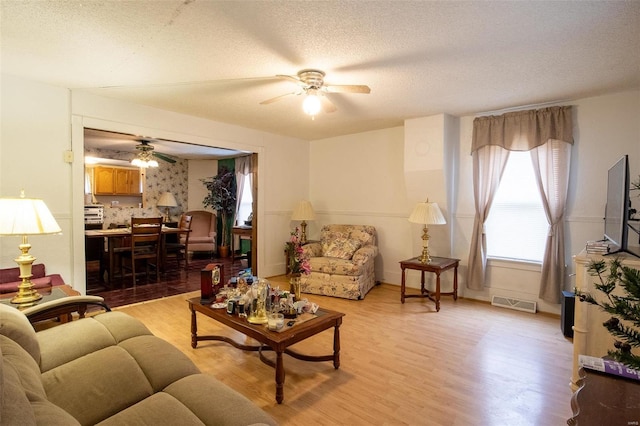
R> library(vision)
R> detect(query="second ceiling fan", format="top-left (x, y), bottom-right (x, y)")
top-left (260, 69), bottom-right (371, 115)
top-left (131, 140), bottom-right (177, 168)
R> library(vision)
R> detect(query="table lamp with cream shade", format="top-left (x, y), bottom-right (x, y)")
top-left (0, 191), bottom-right (62, 307)
top-left (291, 200), bottom-right (316, 244)
top-left (157, 192), bottom-right (178, 222)
top-left (409, 200), bottom-right (446, 263)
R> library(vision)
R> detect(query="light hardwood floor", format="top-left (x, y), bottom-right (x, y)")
top-left (115, 279), bottom-right (574, 426)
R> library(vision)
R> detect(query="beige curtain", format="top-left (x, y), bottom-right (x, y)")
top-left (472, 106), bottom-right (573, 152)
top-left (466, 145), bottom-right (510, 290)
top-left (467, 106), bottom-right (573, 301)
top-left (530, 140), bottom-right (572, 303)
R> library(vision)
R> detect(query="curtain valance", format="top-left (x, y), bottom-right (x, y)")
top-left (471, 106), bottom-right (573, 153)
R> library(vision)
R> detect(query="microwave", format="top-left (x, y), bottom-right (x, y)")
top-left (84, 205), bottom-right (104, 224)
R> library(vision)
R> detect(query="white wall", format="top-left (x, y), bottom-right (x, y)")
top-left (188, 159), bottom-right (218, 212)
top-left (309, 127), bottom-right (409, 285)
top-left (0, 75), bottom-right (74, 283)
top-left (0, 74), bottom-right (309, 294)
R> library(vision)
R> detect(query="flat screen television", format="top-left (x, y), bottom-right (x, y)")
top-left (604, 155), bottom-right (631, 255)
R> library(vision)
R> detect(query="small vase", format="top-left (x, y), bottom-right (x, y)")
top-left (289, 275), bottom-right (302, 301)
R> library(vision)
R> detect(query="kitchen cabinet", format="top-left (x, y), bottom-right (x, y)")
top-left (94, 166), bottom-right (141, 196)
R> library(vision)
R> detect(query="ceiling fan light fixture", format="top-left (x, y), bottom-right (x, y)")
top-left (302, 93), bottom-right (322, 117)
top-left (131, 157), bottom-right (159, 168)
top-left (131, 142), bottom-right (159, 168)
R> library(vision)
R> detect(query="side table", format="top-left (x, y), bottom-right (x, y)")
top-left (399, 256), bottom-right (460, 311)
top-left (231, 226), bottom-right (252, 262)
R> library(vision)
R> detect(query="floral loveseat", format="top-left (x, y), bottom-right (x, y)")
top-left (300, 224), bottom-right (378, 300)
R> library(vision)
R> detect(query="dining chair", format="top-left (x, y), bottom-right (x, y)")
top-left (164, 214), bottom-right (192, 270)
top-left (115, 217), bottom-right (163, 285)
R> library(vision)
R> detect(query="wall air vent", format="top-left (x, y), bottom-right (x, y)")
top-left (491, 295), bottom-right (537, 314)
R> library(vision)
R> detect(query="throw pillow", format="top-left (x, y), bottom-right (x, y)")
top-left (322, 238), bottom-right (362, 260)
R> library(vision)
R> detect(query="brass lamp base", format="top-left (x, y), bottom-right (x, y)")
top-left (10, 242), bottom-right (42, 308)
top-left (418, 247), bottom-right (432, 264)
top-left (300, 220), bottom-right (308, 244)
top-left (11, 284), bottom-right (42, 308)
top-left (417, 225), bottom-right (432, 264)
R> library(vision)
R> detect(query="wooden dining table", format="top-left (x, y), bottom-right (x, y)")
top-left (85, 226), bottom-right (190, 286)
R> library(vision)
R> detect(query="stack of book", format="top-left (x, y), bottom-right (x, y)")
top-left (579, 355), bottom-right (640, 381)
top-left (585, 240), bottom-right (611, 254)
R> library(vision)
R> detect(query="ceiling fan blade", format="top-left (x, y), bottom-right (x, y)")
top-left (325, 84), bottom-right (371, 94)
top-left (275, 74), bottom-right (303, 85)
top-left (259, 92), bottom-right (298, 105)
top-left (321, 96), bottom-right (337, 113)
top-left (152, 151), bottom-right (177, 164)
top-left (95, 76), bottom-right (279, 90)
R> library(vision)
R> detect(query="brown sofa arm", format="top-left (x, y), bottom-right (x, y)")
top-left (352, 245), bottom-right (378, 265)
top-left (301, 242), bottom-right (323, 257)
top-left (21, 296), bottom-right (111, 324)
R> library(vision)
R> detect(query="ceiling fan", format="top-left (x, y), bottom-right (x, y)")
top-left (132, 140), bottom-right (177, 168)
top-left (259, 69), bottom-right (371, 115)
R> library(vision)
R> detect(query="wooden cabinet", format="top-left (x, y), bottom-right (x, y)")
top-left (94, 166), bottom-right (141, 195)
top-left (94, 167), bottom-right (115, 194)
top-left (568, 367), bottom-right (640, 425)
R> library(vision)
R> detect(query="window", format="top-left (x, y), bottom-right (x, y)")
top-left (485, 151), bottom-right (548, 262)
top-left (236, 177), bottom-right (253, 225)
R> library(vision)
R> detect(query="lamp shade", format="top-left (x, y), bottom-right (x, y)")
top-left (408, 201), bottom-right (446, 225)
top-left (291, 201), bottom-right (316, 221)
top-left (157, 192), bottom-right (178, 208)
top-left (0, 196), bottom-right (61, 235)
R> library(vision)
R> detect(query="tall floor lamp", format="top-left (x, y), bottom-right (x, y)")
top-left (408, 200), bottom-right (446, 263)
top-left (0, 191), bottom-right (62, 307)
top-left (291, 201), bottom-right (316, 244)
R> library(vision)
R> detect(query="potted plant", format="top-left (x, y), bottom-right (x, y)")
top-left (201, 167), bottom-right (237, 257)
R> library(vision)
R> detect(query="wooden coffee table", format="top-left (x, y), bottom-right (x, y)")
top-left (187, 297), bottom-right (345, 404)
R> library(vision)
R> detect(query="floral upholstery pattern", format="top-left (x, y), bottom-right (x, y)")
top-left (322, 238), bottom-right (362, 260)
top-left (300, 225), bottom-right (378, 300)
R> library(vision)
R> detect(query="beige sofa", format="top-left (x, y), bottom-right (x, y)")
top-left (300, 224), bottom-right (379, 300)
top-left (0, 302), bottom-right (276, 426)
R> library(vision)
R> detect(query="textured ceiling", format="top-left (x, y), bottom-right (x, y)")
top-left (1, 1), bottom-right (639, 141)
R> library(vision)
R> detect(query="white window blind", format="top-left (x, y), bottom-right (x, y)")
top-left (485, 151), bottom-right (548, 263)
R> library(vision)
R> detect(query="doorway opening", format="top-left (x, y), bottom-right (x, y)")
top-left (82, 128), bottom-right (259, 306)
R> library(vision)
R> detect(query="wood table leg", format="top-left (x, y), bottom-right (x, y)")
top-left (275, 350), bottom-right (285, 404)
top-left (400, 266), bottom-right (406, 303)
top-left (190, 305), bottom-right (198, 348)
top-left (435, 271), bottom-right (441, 312)
top-left (108, 238), bottom-right (115, 287)
top-left (333, 321), bottom-right (341, 369)
top-left (453, 265), bottom-right (458, 300)
top-left (420, 271), bottom-right (426, 294)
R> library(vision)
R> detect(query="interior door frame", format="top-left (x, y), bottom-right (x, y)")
top-left (71, 116), bottom-right (264, 293)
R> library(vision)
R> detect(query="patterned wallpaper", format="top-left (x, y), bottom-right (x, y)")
top-left (85, 147), bottom-right (190, 228)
